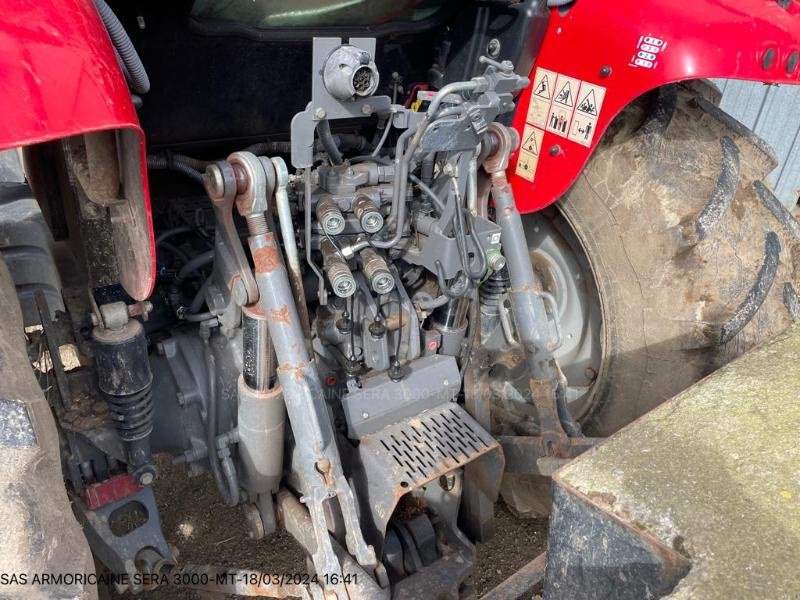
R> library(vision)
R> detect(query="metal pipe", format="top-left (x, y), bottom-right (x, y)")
top-left (370, 128), bottom-right (415, 248)
top-left (467, 153), bottom-right (479, 215)
top-left (426, 80), bottom-right (480, 117)
top-left (271, 157), bottom-right (311, 336)
top-left (304, 169), bottom-right (326, 303)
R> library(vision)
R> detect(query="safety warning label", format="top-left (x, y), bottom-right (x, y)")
top-left (519, 67), bottom-right (607, 180)
top-left (526, 68), bottom-right (556, 128)
top-left (516, 123), bottom-right (543, 182)
top-left (568, 82), bottom-right (605, 147)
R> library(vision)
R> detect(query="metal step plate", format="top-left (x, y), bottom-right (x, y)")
top-left (364, 402), bottom-right (498, 489)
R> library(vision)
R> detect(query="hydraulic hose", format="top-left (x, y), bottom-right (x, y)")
top-left (176, 250), bottom-right (214, 282)
top-left (316, 119), bottom-right (344, 166)
top-left (146, 154), bottom-right (204, 184)
top-left (93, 0), bottom-right (150, 95)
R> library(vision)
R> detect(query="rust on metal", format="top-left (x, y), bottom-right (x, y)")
top-left (269, 305), bottom-right (291, 324)
top-left (244, 302), bottom-right (266, 318)
top-left (277, 361), bottom-right (308, 382)
top-left (253, 244), bottom-right (282, 274)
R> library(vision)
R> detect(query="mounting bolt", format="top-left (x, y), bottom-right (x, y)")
top-left (361, 104), bottom-right (373, 115)
top-left (139, 472), bottom-right (154, 486)
top-left (600, 65), bottom-right (612, 78)
top-left (549, 144), bottom-right (561, 156)
top-left (314, 107), bottom-right (327, 119)
top-left (231, 279), bottom-right (248, 306)
top-left (487, 38), bottom-right (501, 58)
top-left (362, 412), bottom-right (369, 419)
top-left (204, 163), bottom-right (225, 197)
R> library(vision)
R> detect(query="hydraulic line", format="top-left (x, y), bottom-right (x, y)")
top-left (316, 119), bottom-right (344, 166)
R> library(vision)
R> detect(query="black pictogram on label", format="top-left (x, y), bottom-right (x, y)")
top-left (577, 88), bottom-right (598, 116)
top-left (555, 81), bottom-right (574, 107)
top-left (523, 129), bottom-right (539, 155)
top-left (534, 74), bottom-right (551, 100)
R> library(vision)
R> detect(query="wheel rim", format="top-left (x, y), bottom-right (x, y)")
top-left (523, 206), bottom-right (604, 421)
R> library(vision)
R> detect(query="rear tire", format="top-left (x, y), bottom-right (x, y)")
top-left (501, 84), bottom-right (800, 517)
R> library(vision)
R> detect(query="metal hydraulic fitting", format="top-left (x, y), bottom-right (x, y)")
top-left (320, 237), bottom-right (356, 298)
top-left (352, 194), bottom-right (384, 233)
top-left (316, 198), bottom-right (346, 235)
top-left (360, 246), bottom-right (395, 294)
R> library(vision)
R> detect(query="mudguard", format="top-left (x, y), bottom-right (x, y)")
top-left (510, 0), bottom-right (800, 213)
top-left (0, 0), bottom-right (155, 300)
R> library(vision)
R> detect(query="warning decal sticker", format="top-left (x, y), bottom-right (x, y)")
top-left (516, 123), bottom-right (543, 182)
top-left (526, 68), bottom-right (556, 128)
top-left (519, 68), bottom-right (608, 181)
top-left (568, 82), bottom-right (606, 147)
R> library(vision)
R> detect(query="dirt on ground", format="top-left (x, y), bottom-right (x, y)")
top-left (108, 457), bottom-right (548, 599)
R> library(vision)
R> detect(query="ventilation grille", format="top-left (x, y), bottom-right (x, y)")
top-left (361, 402), bottom-right (498, 490)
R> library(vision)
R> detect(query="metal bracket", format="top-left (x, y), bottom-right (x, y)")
top-left (290, 37), bottom-right (391, 168)
top-left (73, 485), bottom-right (173, 594)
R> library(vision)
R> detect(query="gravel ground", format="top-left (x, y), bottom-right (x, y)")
top-left (110, 458), bottom-right (548, 599)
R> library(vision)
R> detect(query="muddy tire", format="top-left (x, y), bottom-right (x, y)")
top-left (501, 84), bottom-right (800, 517)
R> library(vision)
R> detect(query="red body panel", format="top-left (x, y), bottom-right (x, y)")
top-left (511, 0), bottom-right (800, 213)
top-left (0, 0), bottom-right (155, 299)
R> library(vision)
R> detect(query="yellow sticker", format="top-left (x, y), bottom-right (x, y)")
top-left (515, 123), bottom-right (544, 182)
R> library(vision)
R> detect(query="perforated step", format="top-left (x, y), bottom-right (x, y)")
top-left (358, 402), bottom-right (499, 491)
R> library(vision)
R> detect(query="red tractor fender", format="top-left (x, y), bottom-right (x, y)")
top-left (0, 0), bottom-right (155, 300)
top-left (510, 0), bottom-right (800, 214)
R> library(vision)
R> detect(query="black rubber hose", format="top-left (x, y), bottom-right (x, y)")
top-left (316, 119), bottom-right (344, 165)
top-left (146, 154), bottom-right (205, 185)
top-left (176, 250), bottom-right (214, 282)
top-left (188, 276), bottom-right (212, 314)
top-left (93, 0), bottom-right (150, 95)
